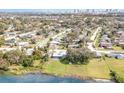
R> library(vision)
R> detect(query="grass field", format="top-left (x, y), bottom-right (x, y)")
top-left (2, 57), bottom-right (124, 80)
top-left (87, 59), bottom-right (110, 79)
top-left (42, 58), bottom-right (124, 79)
top-left (106, 58), bottom-right (124, 75)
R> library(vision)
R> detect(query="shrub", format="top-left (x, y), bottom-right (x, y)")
top-left (32, 50), bottom-right (42, 60)
top-left (110, 70), bottom-right (124, 83)
top-left (60, 56), bottom-right (69, 64)
top-left (32, 55), bottom-right (41, 60)
top-left (21, 57), bottom-right (33, 67)
top-left (42, 54), bottom-right (49, 62)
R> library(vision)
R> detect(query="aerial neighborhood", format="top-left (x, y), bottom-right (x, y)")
top-left (0, 9), bottom-right (124, 83)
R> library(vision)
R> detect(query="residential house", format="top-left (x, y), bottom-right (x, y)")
top-left (99, 34), bottom-right (112, 49)
top-left (5, 38), bottom-right (16, 46)
top-left (50, 40), bottom-right (61, 45)
top-left (16, 42), bottom-right (29, 47)
top-left (26, 48), bottom-right (34, 56)
top-left (114, 35), bottom-right (124, 45)
top-left (99, 42), bottom-right (112, 49)
top-left (116, 31), bottom-right (124, 37)
top-left (4, 32), bottom-right (17, 37)
top-left (18, 31), bottom-right (36, 39)
top-left (49, 49), bottom-right (67, 58)
top-left (68, 44), bottom-right (80, 48)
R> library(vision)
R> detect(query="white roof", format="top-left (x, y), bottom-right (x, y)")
top-left (50, 40), bottom-right (60, 44)
top-left (17, 42), bottom-right (29, 46)
top-left (0, 48), bottom-right (16, 52)
top-left (52, 49), bottom-right (67, 57)
top-left (26, 48), bottom-right (34, 55)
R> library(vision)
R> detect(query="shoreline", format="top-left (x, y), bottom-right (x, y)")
top-left (0, 70), bottom-right (114, 83)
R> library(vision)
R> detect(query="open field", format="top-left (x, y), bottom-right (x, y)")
top-left (107, 58), bottom-right (124, 75)
top-left (42, 58), bottom-right (124, 79)
top-left (0, 57), bottom-right (124, 80)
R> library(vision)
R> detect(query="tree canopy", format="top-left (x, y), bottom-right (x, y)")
top-left (60, 48), bottom-right (95, 65)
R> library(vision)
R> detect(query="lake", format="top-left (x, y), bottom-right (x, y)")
top-left (0, 73), bottom-right (114, 83)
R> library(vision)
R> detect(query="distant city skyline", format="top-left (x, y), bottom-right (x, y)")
top-left (0, 9), bottom-right (124, 14)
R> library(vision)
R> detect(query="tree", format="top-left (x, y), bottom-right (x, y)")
top-left (0, 58), bottom-right (9, 71)
top-left (0, 36), bottom-right (5, 47)
top-left (62, 31), bottom-right (80, 48)
top-left (42, 53), bottom-right (49, 62)
top-left (21, 56), bottom-right (33, 67)
top-left (0, 22), bottom-right (7, 34)
top-left (36, 31), bottom-right (42, 35)
top-left (32, 49), bottom-right (42, 60)
top-left (121, 45), bottom-right (124, 50)
top-left (14, 19), bottom-right (25, 31)
top-left (49, 38), bottom-right (53, 41)
top-left (55, 30), bottom-right (59, 33)
top-left (78, 37), bottom-right (90, 48)
top-left (3, 50), bottom-right (22, 64)
top-left (31, 38), bottom-right (36, 44)
top-left (60, 48), bottom-right (94, 65)
top-left (0, 51), bottom-right (4, 58)
top-left (41, 46), bottom-right (48, 53)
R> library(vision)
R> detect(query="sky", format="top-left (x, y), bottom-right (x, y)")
top-left (0, 0), bottom-right (123, 9)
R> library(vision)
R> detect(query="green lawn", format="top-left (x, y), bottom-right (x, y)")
top-left (42, 59), bottom-right (89, 79)
top-left (42, 58), bottom-right (124, 79)
top-left (87, 59), bottom-right (110, 79)
top-left (4, 57), bottom-right (124, 79)
top-left (112, 46), bottom-right (123, 51)
top-left (106, 58), bottom-right (124, 75)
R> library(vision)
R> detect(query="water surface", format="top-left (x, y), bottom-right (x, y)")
top-left (0, 73), bottom-right (113, 83)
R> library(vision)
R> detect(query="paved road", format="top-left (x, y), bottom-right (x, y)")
top-left (87, 27), bottom-right (124, 54)
top-left (36, 28), bottom-right (71, 48)
top-left (87, 27), bottom-right (102, 52)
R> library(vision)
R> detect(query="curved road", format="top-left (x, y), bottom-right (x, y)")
top-left (87, 27), bottom-right (124, 54)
